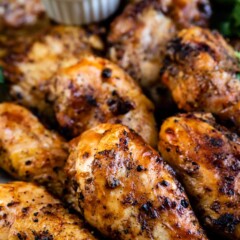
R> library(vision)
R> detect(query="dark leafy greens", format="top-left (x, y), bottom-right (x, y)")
top-left (212, 0), bottom-right (240, 37)
top-left (0, 67), bottom-right (4, 84)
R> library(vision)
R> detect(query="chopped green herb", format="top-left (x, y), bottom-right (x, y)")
top-left (236, 73), bottom-right (240, 79)
top-left (0, 66), bottom-right (4, 84)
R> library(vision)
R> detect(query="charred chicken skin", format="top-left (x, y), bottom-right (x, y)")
top-left (158, 113), bottom-right (240, 239)
top-left (161, 27), bottom-right (240, 132)
top-left (0, 102), bottom-right (68, 196)
top-left (1, 26), bottom-right (103, 117)
top-left (65, 123), bottom-right (207, 240)
top-left (108, 0), bottom-right (211, 102)
top-left (0, 181), bottom-right (96, 240)
top-left (47, 55), bottom-right (157, 147)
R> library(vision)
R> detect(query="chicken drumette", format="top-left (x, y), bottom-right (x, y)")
top-left (65, 123), bottom-right (208, 240)
top-left (108, 0), bottom-right (211, 103)
top-left (158, 113), bottom-right (240, 239)
top-left (161, 27), bottom-right (240, 132)
top-left (0, 181), bottom-right (96, 239)
top-left (1, 26), bottom-right (103, 117)
top-left (0, 102), bottom-right (68, 196)
top-left (0, 114), bottom-right (207, 239)
top-left (47, 55), bottom-right (157, 146)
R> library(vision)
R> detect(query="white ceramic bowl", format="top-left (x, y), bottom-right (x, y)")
top-left (41, 0), bottom-right (120, 25)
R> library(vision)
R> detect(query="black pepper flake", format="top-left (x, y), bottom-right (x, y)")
top-left (136, 165), bottom-right (144, 172)
top-left (160, 180), bottom-right (169, 187)
top-left (102, 68), bottom-right (112, 78)
top-left (21, 207), bottom-right (29, 214)
top-left (53, 167), bottom-right (59, 173)
top-left (166, 148), bottom-right (171, 152)
top-left (25, 160), bottom-right (32, 166)
top-left (181, 199), bottom-right (189, 208)
top-left (33, 218), bottom-right (38, 222)
top-left (141, 202), bottom-right (152, 212)
top-left (16, 92), bottom-right (23, 100)
top-left (17, 232), bottom-right (26, 240)
top-left (140, 201), bottom-right (158, 219)
top-left (107, 177), bottom-right (120, 189)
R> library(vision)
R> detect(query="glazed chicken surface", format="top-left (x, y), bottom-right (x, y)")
top-left (0, 181), bottom-right (96, 240)
top-left (65, 123), bottom-right (207, 240)
top-left (0, 25), bottom-right (103, 117)
top-left (47, 55), bottom-right (157, 147)
top-left (108, 0), bottom-right (211, 102)
top-left (0, 0), bottom-right (46, 29)
top-left (161, 27), bottom-right (240, 132)
top-left (0, 102), bottom-right (68, 196)
top-left (158, 113), bottom-right (240, 239)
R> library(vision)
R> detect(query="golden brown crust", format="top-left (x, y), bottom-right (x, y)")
top-left (0, 181), bottom-right (96, 239)
top-left (0, 103), bottom-right (68, 196)
top-left (108, 0), bottom-right (211, 103)
top-left (1, 26), bottom-right (103, 117)
top-left (158, 113), bottom-right (240, 239)
top-left (47, 55), bottom-right (157, 147)
top-left (161, 27), bottom-right (240, 132)
top-left (65, 123), bottom-right (207, 240)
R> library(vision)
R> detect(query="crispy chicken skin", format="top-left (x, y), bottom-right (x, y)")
top-left (0, 0), bottom-right (45, 29)
top-left (108, 0), bottom-right (211, 102)
top-left (161, 27), bottom-right (240, 131)
top-left (0, 103), bottom-right (68, 196)
top-left (0, 182), bottom-right (96, 240)
top-left (65, 123), bottom-right (207, 240)
top-left (47, 55), bottom-right (157, 147)
top-left (158, 113), bottom-right (240, 239)
top-left (1, 26), bottom-right (103, 116)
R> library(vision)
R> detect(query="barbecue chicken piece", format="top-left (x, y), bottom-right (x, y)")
top-left (158, 113), bottom-right (240, 239)
top-left (0, 181), bottom-right (96, 240)
top-left (1, 26), bottom-right (103, 117)
top-left (65, 123), bottom-right (207, 240)
top-left (0, 0), bottom-right (45, 29)
top-left (161, 27), bottom-right (240, 132)
top-left (47, 55), bottom-right (157, 147)
top-left (0, 102), bottom-right (68, 196)
top-left (108, 0), bottom-right (211, 103)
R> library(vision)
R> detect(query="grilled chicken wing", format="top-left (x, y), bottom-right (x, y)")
top-left (0, 181), bottom-right (96, 240)
top-left (161, 27), bottom-right (240, 132)
top-left (0, 103), bottom-right (68, 196)
top-left (0, 0), bottom-right (45, 29)
top-left (158, 113), bottom-right (240, 239)
top-left (65, 123), bottom-right (207, 240)
top-left (47, 55), bottom-right (157, 147)
top-left (108, 0), bottom-right (211, 103)
top-left (1, 26), bottom-right (103, 117)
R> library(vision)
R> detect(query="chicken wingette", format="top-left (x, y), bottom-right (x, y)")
top-left (158, 113), bottom-right (240, 239)
top-left (65, 123), bottom-right (207, 240)
top-left (0, 102), bottom-right (68, 196)
top-left (47, 55), bottom-right (157, 147)
top-left (108, 0), bottom-right (211, 103)
top-left (161, 27), bottom-right (240, 132)
top-left (1, 26), bottom-right (103, 117)
top-left (0, 181), bottom-right (96, 240)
